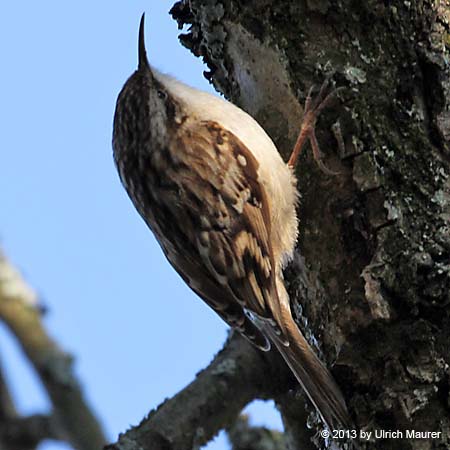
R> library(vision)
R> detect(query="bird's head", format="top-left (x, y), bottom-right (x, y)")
top-left (113, 13), bottom-right (177, 164)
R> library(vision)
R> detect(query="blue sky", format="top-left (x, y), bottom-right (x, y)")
top-left (0, 2), bottom-right (282, 449)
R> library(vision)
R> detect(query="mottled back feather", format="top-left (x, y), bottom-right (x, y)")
top-left (119, 119), bottom-right (291, 349)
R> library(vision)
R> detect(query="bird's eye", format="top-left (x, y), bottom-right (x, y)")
top-left (157, 90), bottom-right (167, 100)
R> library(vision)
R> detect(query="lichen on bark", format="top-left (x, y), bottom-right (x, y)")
top-left (170, 1), bottom-right (450, 448)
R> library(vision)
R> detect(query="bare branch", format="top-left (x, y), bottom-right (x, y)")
top-left (0, 414), bottom-right (63, 450)
top-left (0, 354), bottom-right (17, 421)
top-left (109, 333), bottom-right (291, 450)
top-left (227, 415), bottom-right (286, 450)
top-left (0, 250), bottom-right (106, 450)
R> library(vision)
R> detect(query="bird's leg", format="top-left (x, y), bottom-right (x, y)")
top-left (288, 79), bottom-right (341, 175)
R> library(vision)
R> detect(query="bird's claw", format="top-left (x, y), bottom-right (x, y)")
top-left (288, 79), bottom-right (343, 175)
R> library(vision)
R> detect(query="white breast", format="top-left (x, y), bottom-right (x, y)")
top-left (153, 69), bottom-right (299, 269)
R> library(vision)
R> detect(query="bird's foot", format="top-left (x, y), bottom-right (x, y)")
top-left (288, 78), bottom-right (342, 175)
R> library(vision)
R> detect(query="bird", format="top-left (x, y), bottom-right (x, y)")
top-left (113, 13), bottom-right (350, 431)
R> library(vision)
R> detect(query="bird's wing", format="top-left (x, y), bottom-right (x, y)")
top-left (141, 120), bottom-right (288, 346)
top-left (127, 119), bottom-right (352, 429)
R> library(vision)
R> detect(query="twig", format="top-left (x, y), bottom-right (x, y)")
top-left (0, 414), bottom-right (62, 450)
top-left (227, 415), bottom-right (287, 450)
top-left (108, 333), bottom-right (290, 450)
top-left (0, 353), bottom-right (17, 421)
top-left (0, 250), bottom-right (107, 450)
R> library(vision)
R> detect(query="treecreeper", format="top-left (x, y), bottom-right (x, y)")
top-left (112, 13), bottom-right (351, 432)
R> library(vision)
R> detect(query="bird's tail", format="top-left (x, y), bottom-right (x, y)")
top-left (263, 316), bottom-right (351, 431)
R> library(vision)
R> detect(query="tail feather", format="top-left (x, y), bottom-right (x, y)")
top-left (263, 318), bottom-right (351, 430)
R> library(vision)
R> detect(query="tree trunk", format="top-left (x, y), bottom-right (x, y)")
top-left (170, 1), bottom-right (450, 448)
top-left (112, 1), bottom-right (450, 449)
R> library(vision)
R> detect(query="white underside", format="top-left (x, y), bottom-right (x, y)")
top-left (153, 68), bottom-right (299, 270)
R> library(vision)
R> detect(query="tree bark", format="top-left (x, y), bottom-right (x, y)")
top-left (227, 415), bottom-right (287, 450)
top-left (113, 1), bottom-right (450, 449)
top-left (108, 333), bottom-right (294, 450)
top-left (169, 1), bottom-right (450, 448)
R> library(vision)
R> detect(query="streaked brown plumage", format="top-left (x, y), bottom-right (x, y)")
top-left (113, 13), bottom-right (350, 430)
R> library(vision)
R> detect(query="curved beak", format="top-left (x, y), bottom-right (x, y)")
top-left (138, 13), bottom-right (150, 71)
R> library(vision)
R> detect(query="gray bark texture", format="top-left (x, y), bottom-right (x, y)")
top-left (112, 1), bottom-right (450, 449)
